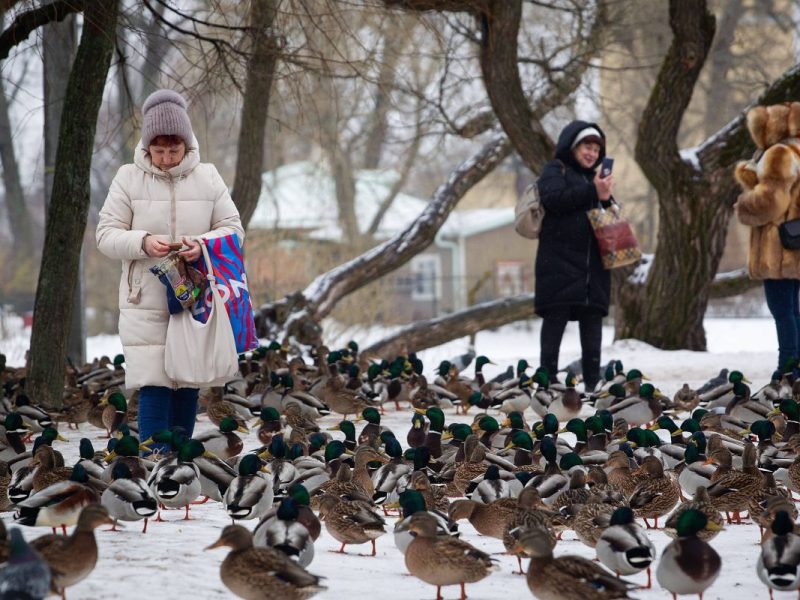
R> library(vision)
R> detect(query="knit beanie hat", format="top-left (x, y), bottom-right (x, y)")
top-left (570, 126), bottom-right (604, 150)
top-left (141, 89), bottom-right (193, 148)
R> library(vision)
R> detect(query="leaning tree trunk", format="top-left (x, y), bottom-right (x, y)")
top-left (27, 0), bottom-right (118, 409)
top-left (233, 0), bottom-right (281, 230)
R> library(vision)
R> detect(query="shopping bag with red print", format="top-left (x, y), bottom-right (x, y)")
top-left (191, 234), bottom-right (258, 353)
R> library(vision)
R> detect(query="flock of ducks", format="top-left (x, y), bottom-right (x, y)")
top-left (0, 345), bottom-right (798, 599)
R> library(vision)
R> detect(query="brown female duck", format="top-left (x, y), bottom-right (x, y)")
top-left (405, 512), bottom-right (497, 600)
top-left (448, 496), bottom-right (516, 539)
top-left (318, 493), bottom-right (386, 555)
top-left (206, 524), bottom-right (325, 600)
top-left (30, 504), bottom-right (113, 598)
top-left (628, 456), bottom-right (679, 529)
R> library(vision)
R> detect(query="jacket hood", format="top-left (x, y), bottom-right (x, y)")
top-left (555, 120), bottom-right (606, 170)
top-left (134, 134), bottom-right (201, 178)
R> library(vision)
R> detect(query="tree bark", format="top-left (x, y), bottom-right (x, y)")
top-left (232, 0), bottom-right (280, 231)
top-left (42, 13), bottom-right (81, 364)
top-left (615, 0), bottom-right (717, 350)
top-left (27, 0), bottom-right (118, 409)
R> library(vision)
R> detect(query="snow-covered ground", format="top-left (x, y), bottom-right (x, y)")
top-left (0, 315), bottom-right (786, 599)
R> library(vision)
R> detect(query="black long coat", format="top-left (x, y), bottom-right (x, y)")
top-left (534, 120), bottom-right (611, 318)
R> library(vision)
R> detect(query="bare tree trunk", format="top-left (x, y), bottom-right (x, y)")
top-left (0, 71), bottom-right (32, 256)
top-left (232, 0), bottom-right (281, 230)
top-left (27, 0), bottom-right (118, 409)
top-left (138, 0), bottom-right (169, 102)
top-left (42, 13), bottom-right (82, 365)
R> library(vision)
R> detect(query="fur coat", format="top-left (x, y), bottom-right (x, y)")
top-left (734, 102), bottom-right (800, 280)
top-left (96, 138), bottom-right (244, 390)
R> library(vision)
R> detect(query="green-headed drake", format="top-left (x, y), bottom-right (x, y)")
top-left (656, 508), bottom-right (721, 598)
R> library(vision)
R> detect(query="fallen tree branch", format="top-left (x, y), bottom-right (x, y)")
top-left (362, 292), bottom-right (536, 358)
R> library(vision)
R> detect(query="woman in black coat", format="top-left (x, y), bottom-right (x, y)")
top-left (534, 120), bottom-right (613, 390)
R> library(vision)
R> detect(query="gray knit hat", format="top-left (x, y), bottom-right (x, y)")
top-left (141, 89), bottom-right (193, 148)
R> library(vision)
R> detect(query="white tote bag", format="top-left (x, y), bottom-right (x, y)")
top-left (164, 240), bottom-right (239, 386)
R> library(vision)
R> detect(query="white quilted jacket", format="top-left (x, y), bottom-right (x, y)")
top-left (96, 139), bottom-right (244, 390)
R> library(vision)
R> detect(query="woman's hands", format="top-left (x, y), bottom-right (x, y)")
top-left (143, 235), bottom-right (202, 262)
top-left (178, 237), bottom-right (202, 262)
top-left (594, 172), bottom-right (614, 201)
top-left (143, 235), bottom-right (171, 258)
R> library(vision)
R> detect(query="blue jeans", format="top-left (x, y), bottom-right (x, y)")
top-left (138, 386), bottom-right (199, 454)
top-left (764, 279), bottom-right (800, 372)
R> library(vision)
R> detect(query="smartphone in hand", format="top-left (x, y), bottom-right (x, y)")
top-left (600, 157), bottom-right (614, 178)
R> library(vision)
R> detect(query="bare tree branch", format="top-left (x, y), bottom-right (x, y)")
top-left (0, 0), bottom-right (84, 61)
top-left (362, 292), bottom-right (535, 358)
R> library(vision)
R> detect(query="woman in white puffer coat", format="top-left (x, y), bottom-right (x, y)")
top-left (96, 89), bottom-right (244, 453)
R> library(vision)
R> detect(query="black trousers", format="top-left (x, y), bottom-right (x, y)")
top-left (539, 306), bottom-right (603, 389)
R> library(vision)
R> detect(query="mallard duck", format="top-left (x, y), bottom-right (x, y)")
top-left (194, 416), bottom-right (247, 460)
top-left (256, 406), bottom-right (283, 446)
top-left (224, 453), bottom-right (274, 522)
top-left (706, 440), bottom-right (763, 523)
top-left (146, 438), bottom-right (203, 520)
top-left (13, 394), bottom-right (53, 433)
top-left (754, 495), bottom-right (798, 541)
top-left (496, 374), bottom-right (534, 415)
top-left (407, 412), bottom-right (428, 449)
top-left (357, 407), bottom-right (384, 445)
top-left (328, 419), bottom-right (358, 452)
top-left (102, 434), bottom-right (151, 482)
top-left (514, 526), bottom-right (638, 600)
top-left (15, 464), bottom-right (99, 533)
top-left (404, 511), bottom-right (496, 600)
top-left (604, 449), bottom-right (640, 498)
top-left (448, 496), bottom-right (516, 539)
top-left (31, 445), bottom-right (74, 493)
top-left (100, 461), bottom-right (158, 533)
top-left (665, 485), bottom-right (724, 542)
top-left (628, 456), bottom-right (679, 528)
top-left (470, 464), bottom-right (513, 504)
top-left (371, 438), bottom-right (412, 506)
top-left (318, 352), bottom-right (369, 417)
top-left (569, 499), bottom-right (617, 549)
top-left (606, 383), bottom-right (662, 426)
top-left (206, 391), bottom-right (246, 430)
top-left (283, 401), bottom-right (321, 433)
top-left (452, 435), bottom-right (488, 495)
top-left (548, 371), bottom-right (584, 422)
top-left (0, 412), bottom-right (28, 461)
top-left (409, 470), bottom-right (450, 513)
top-left (596, 506), bottom-right (656, 588)
top-left (705, 370), bottom-right (752, 410)
top-left (758, 510), bottom-right (800, 597)
top-left (206, 524), bottom-right (325, 600)
top-left (193, 442), bottom-right (238, 502)
top-left (656, 508), bottom-right (722, 599)
top-left (393, 489), bottom-right (457, 555)
top-left (0, 527), bottom-right (52, 599)
top-left (502, 487), bottom-right (560, 573)
top-left (253, 497), bottom-right (315, 567)
top-left (677, 441), bottom-right (716, 498)
top-left (673, 383), bottom-right (700, 412)
top-left (318, 493), bottom-right (386, 555)
top-left (100, 391), bottom-right (128, 437)
top-left (30, 504), bottom-right (113, 598)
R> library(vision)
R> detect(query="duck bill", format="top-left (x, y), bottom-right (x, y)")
top-left (204, 538), bottom-right (226, 551)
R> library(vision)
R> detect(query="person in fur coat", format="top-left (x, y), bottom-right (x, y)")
top-left (534, 120), bottom-right (614, 390)
top-left (96, 90), bottom-right (244, 452)
top-left (735, 101), bottom-right (800, 372)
